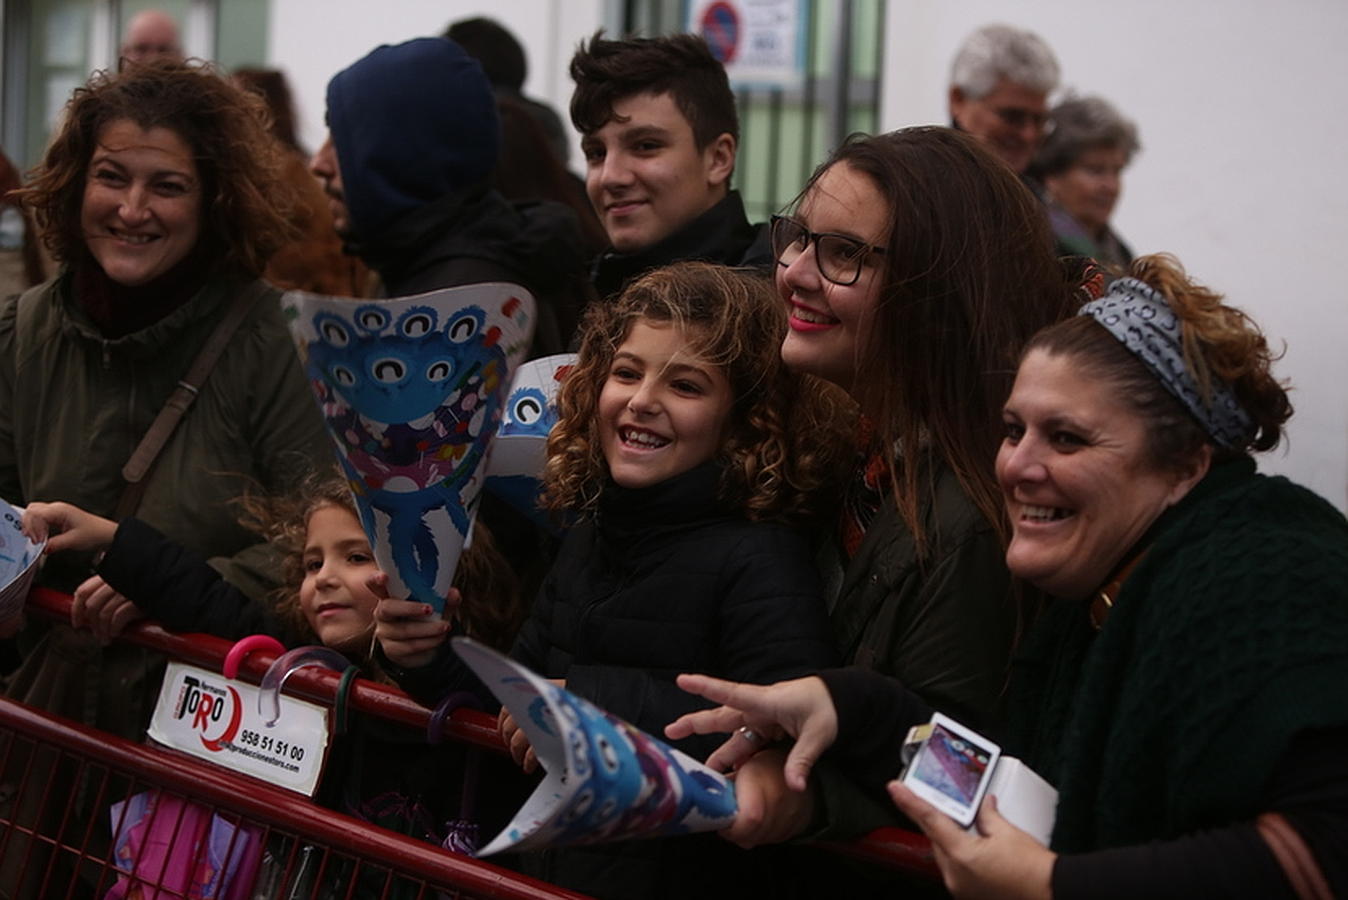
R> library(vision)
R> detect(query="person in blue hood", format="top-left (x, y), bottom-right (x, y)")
top-left (310, 36), bottom-right (592, 354)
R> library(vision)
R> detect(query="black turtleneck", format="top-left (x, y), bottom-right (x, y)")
top-left (595, 460), bottom-right (729, 553)
top-left (74, 242), bottom-right (213, 339)
top-left (591, 190), bottom-right (768, 300)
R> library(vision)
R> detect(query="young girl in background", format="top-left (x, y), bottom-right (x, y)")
top-left (22, 469), bottom-right (525, 846)
top-left (22, 470), bottom-right (521, 653)
top-left (376, 261), bottom-right (850, 900)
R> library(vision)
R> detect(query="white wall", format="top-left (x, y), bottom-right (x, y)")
top-left (267, 0), bottom-right (607, 164)
top-left (882, 0), bottom-right (1348, 511)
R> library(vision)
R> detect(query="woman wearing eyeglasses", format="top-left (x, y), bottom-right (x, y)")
top-left (720, 128), bottom-right (1079, 849)
top-left (773, 126), bottom-right (1076, 722)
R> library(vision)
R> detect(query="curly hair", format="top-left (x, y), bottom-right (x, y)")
top-left (569, 31), bottom-right (738, 148)
top-left (232, 66), bottom-right (303, 154)
top-left (1025, 253), bottom-right (1292, 468)
top-left (237, 468), bottom-right (526, 659)
top-left (543, 261), bottom-right (853, 524)
top-left (17, 60), bottom-right (296, 277)
top-left (796, 128), bottom-right (1076, 554)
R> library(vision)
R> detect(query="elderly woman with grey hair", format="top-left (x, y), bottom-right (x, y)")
top-left (948, 23), bottom-right (1060, 175)
top-left (1031, 95), bottom-right (1140, 267)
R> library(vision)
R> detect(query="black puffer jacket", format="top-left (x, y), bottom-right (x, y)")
top-left (387, 463), bottom-right (837, 900)
top-left (513, 461), bottom-right (838, 758)
top-left (515, 462), bottom-right (838, 900)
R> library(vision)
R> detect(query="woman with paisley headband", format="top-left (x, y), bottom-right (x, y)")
top-left (670, 253), bottom-right (1348, 898)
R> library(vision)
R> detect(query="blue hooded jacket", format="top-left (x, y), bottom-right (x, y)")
top-left (325, 37), bottom-right (500, 239)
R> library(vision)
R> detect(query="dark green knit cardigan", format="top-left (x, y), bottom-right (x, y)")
top-left (1010, 457), bottom-right (1348, 853)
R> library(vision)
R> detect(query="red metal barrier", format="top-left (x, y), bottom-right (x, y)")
top-left (27, 587), bottom-right (504, 752)
top-left (0, 696), bottom-right (590, 899)
top-left (19, 587), bottom-right (940, 886)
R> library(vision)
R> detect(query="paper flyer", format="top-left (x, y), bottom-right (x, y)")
top-left (0, 499), bottom-right (43, 622)
top-left (452, 638), bottom-right (737, 856)
top-left (282, 284), bottom-right (536, 612)
top-left (483, 353), bottom-right (576, 527)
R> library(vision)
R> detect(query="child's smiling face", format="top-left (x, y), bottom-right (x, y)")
top-left (298, 504), bottom-right (379, 653)
top-left (597, 319), bottom-right (734, 490)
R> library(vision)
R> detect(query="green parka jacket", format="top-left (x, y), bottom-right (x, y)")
top-left (807, 459), bottom-right (1018, 843)
top-left (0, 270), bottom-right (332, 735)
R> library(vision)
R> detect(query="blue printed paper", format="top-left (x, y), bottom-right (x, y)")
top-left (483, 353), bottom-right (576, 529)
top-left (453, 637), bottom-right (737, 855)
top-left (283, 285), bottom-right (535, 612)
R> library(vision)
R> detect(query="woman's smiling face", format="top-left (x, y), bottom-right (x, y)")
top-left (775, 162), bottom-right (889, 395)
top-left (80, 118), bottom-right (202, 286)
top-left (996, 350), bottom-right (1206, 600)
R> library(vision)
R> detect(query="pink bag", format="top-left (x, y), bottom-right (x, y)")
top-left (105, 790), bottom-right (263, 900)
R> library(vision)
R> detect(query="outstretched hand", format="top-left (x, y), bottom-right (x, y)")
top-left (370, 572), bottom-right (456, 670)
top-left (888, 782), bottom-right (1055, 900)
top-left (22, 501), bottom-right (117, 554)
top-left (664, 674), bottom-right (837, 791)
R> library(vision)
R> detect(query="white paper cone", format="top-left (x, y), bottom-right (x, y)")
top-left (483, 353), bottom-right (576, 527)
top-left (282, 285), bottom-right (536, 612)
top-left (452, 638), bottom-right (737, 855)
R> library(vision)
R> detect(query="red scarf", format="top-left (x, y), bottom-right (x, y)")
top-left (838, 416), bottom-right (893, 559)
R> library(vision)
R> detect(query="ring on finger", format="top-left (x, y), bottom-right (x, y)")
top-left (737, 726), bottom-right (762, 745)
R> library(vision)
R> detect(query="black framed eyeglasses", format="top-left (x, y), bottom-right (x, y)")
top-left (769, 215), bottom-right (886, 286)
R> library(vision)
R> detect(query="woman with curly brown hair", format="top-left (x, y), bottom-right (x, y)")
top-left (0, 61), bottom-right (331, 738)
top-left (376, 260), bottom-right (845, 900)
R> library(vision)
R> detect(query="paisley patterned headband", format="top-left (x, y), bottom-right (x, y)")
top-left (1080, 277), bottom-right (1254, 448)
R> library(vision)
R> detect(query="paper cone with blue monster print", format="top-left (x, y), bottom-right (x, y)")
top-left (483, 353), bottom-right (576, 532)
top-left (452, 638), bottom-right (737, 855)
top-left (283, 284), bottom-right (535, 612)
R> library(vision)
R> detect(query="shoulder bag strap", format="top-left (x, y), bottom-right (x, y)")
top-left (1257, 812), bottom-right (1333, 900)
top-left (114, 283), bottom-right (272, 519)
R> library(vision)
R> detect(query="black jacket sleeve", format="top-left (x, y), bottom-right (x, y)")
top-left (97, 516), bottom-right (286, 641)
top-left (372, 632), bottom-right (497, 711)
top-left (820, 666), bottom-right (934, 791)
top-left (1053, 726), bottom-right (1348, 899)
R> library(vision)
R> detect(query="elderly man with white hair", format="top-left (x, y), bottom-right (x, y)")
top-left (949, 23), bottom-right (1060, 175)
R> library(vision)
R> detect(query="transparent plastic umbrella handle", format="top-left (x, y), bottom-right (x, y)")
top-left (258, 646), bottom-right (350, 727)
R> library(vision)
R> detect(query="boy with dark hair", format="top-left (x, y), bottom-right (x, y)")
top-left (570, 31), bottom-right (767, 298)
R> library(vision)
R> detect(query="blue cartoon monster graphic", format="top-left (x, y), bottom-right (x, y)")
top-left (301, 297), bottom-right (528, 609)
top-left (487, 384), bottom-right (563, 524)
top-left (539, 687), bottom-right (736, 847)
top-left (498, 386), bottom-right (556, 438)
